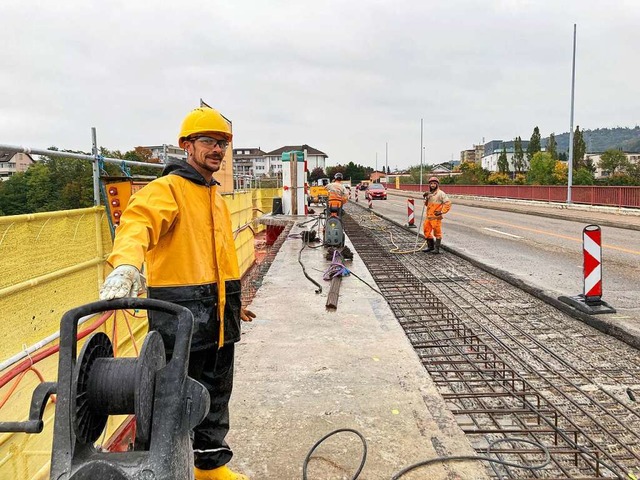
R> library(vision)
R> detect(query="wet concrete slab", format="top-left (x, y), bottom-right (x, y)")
top-left (228, 225), bottom-right (487, 479)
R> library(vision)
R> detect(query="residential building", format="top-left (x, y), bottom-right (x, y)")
top-left (429, 164), bottom-right (461, 178)
top-left (143, 144), bottom-right (186, 164)
top-left (481, 139), bottom-right (530, 173)
top-left (264, 145), bottom-right (328, 176)
top-left (460, 144), bottom-right (485, 165)
top-left (474, 144), bottom-right (485, 164)
top-left (460, 149), bottom-right (475, 164)
top-left (232, 147), bottom-right (268, 177)
top-left (0, 152), bottom-right (35, 180)
top-left (587, 152), bottom-right (640, 178)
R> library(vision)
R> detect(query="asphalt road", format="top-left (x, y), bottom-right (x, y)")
top-left (359, 191), bottom-right (640, 322)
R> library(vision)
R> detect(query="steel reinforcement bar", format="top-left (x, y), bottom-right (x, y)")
top-left (342, 208), bottom-right (640, 479)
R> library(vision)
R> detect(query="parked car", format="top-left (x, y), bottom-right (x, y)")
top-left (365, 183), bottom-right (387, 200)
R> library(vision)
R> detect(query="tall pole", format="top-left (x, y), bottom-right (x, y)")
top-left (385, 141), bottom-right (388, 186)
top-left (91, 127), bottom-right (100, 206)
top-left (420, 118), bottom-right (424, 193)
top-left (375, 152), bottom-right (378, 173)
top-left (567, 23), bottom-right (577, 204)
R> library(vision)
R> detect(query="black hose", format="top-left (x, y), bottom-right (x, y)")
top-left (302, 428), bottom-right (367, 480)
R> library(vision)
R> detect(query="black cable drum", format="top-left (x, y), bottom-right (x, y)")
top-left (87, 357), bottom-right (137, 415)
top-left (73, 331), bottom-right (165, 445)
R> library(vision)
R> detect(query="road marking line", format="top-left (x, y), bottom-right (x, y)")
top-left (450, 211), bottom-right (640, 256)
top-left (483, 228), bottom-right (522, 239)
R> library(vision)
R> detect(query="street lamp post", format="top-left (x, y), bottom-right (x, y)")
top-left (385, 142), bottom-right (388, 187)
top-left (567, 23), bottom-right (577, 204)
top-left (420, 118), bottom-right (424, 193)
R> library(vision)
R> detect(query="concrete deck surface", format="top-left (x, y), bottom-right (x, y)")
top-left (228, 226), bottom-right (487, 479)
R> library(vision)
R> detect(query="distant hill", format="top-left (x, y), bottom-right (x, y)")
top-left (543, 126), bottom-right (640, 153)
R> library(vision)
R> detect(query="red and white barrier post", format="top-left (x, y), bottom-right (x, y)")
top-left (406, 198), bottom-right (416, 228)
top-left (355, 189), bottom-right (359, 203)
top-left (583, 225), bottom-right (603, 301)
top-left (559, 224), bottom-right (616, 314)
top-left (368, 196), bottom-right (373, 209)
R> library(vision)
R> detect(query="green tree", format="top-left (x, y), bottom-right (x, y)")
top-left (599, 149), bottom-right (629, 176)
top-left (400, 164), bottom-right (433, 184)
top-left (573, 168), bottom-right (594, 185)
top-left (497, 147), bottom-right (509, 174)
top-left (572, 126), bottom-right (587, 171)
top-left (512, 137), bottom-right (525, 173)
top-left (547, 133), bottom-right (558, 160)
top-left (308, 166), bottom-right (325, 184)
top-left (527, 126), bottom-right (542, 163)
top-left (457, 162), bottom-right (488, 185)
top-left (25, 163), bottom-right (55, 212)
top-left (627, 162), bottom-right (640, 183)
top-left (0, 172), bottom-right (28, 215)
top-left (325, 166), bottom-right (341, 180)
top-left (527, 152), bottom-right (556, 185)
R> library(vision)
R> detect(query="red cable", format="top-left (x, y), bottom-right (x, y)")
top-left (0, 311), bottom-right (114, 390)
top-left (121, 310), bottom-right (140, 356)
top-left (0, 367), bottom-right (50, 409)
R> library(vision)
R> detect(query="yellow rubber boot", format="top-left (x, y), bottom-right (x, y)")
top-left (194, 465), bottom-right (249, 480)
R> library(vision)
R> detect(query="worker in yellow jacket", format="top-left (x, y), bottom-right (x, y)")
top-left (422, 176), bottom-right (451, 254)
top-left (100, 107), bottom-right (254, 480)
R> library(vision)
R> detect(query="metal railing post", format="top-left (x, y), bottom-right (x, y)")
top-left (91, 127), bottom-right (100, 206)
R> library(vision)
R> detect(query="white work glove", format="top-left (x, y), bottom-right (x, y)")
top-left (99, 265), bottom-right (144, 300)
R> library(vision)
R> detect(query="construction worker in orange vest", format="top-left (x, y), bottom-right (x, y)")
top-left (422, 176), bottom-right (451, 254)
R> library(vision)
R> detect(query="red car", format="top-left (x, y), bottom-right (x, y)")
top-left (365, 183), bottom-right (387, 200)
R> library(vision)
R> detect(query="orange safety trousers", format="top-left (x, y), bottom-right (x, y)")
top-left (423, 219), bottom-right (443, 239)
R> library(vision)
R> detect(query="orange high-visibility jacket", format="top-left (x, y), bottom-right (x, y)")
top-left (424, 188), bottom-right (452, 220)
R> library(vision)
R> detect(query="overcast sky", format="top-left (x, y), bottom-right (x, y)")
top-left (1, 0), bottom-right (638, 170)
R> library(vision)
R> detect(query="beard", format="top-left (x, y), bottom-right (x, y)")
top-left (194, 153), bottom-right (223, 173)
top-left (429, 185), bottom-right (438, 192)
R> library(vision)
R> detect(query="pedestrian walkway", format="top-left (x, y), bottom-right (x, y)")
top-left (227, 225), bottom-right (487, 479)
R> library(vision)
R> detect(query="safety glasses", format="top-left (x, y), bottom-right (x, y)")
top-left (190, 136), bottom-right (229, 149)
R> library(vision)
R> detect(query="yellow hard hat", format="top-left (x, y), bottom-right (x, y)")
top-left (178, 107), bottom-right (232, 148)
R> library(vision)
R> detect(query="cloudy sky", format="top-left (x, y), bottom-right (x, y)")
top-left (1, 0), bottom-right (638, 170)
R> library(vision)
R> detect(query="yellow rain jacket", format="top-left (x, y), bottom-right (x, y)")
top-left (107, 162), bottom-right (241, 351)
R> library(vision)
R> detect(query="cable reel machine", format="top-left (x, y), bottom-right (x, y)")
top-left (323, 193), bottom-right (346, 247)
top-left (0, 298), bottom-right (209, 480)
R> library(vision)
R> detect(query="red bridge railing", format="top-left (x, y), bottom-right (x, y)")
top-left (392, 185), bottom-right (640, 208)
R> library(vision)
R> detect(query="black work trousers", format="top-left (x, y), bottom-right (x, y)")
top-left (173, 343), bottom-right (236, 470)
